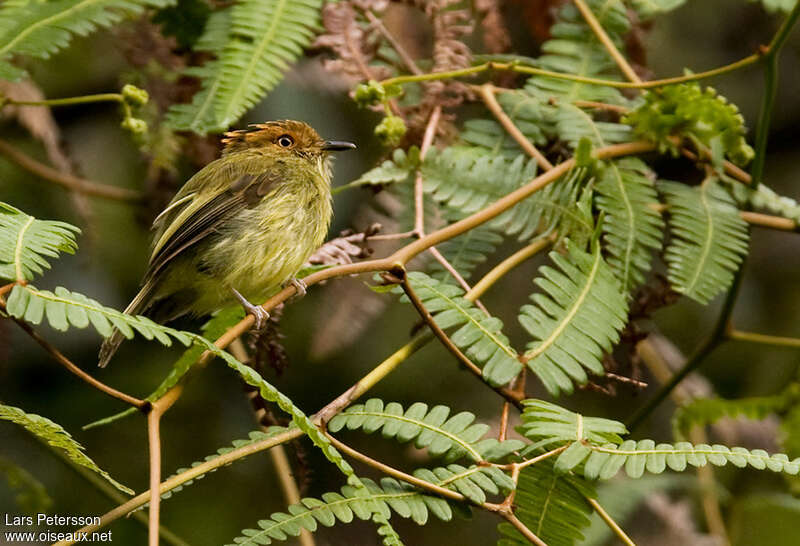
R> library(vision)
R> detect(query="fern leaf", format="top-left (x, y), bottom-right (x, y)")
top-left (228, 477), bottom-right (453, 545)
top-left (422, 146), bottom-right (592, 241)
top-left (166, 0), bottom-right (324, 133)
top-left (0, 202), bottom-right (79, 282)
top-left (0, 0), bottom-right (174, 81)
top-left (519, 399), bottom-right (627, 451)
top-left (328, 399), bottom-right (525, 463)
top-left (399, 272), bottom-right (522, 386)
top-left (661, 179), bottom-right (750, 304)
top-left (5, 284), bottom-right (193, 346)
top-left (518, 240), bottom-right (629, 396)
top-left (0, 404), bottom-right (132, 494)
top-left (595, 158), bottom-right (664, 292)
top-left (497, 460), bottom-right (595, 546)
top-left (335, 147), bottom-right (418, 194)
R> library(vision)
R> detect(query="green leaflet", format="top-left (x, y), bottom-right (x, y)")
top-left (0, 202), bottom-right (80, 282)
top-left (0, 404), bottom-right (132, 494)
top-left (400, 271), bottom-right (522, 386)
top-left (228, 477), bottom-right (453, 545)
top-left (629, 0), bottom-right (687, 19)
top-left (661, 179), bottom-right (750, 304)
top-left (595, 158), bottom-right (665, 293)
top-left (165, 0), bottom-right (324, 133)
top-left (328, 398), bottom-right (525, 464)
top-left (0, 0), bottom-right (174, 80)
top-left (6, 284), bottom-right (192, 346)
top-left (519, 241), bottom-right (628, 396)
top-left (497, 460), bottom-right (595, 546)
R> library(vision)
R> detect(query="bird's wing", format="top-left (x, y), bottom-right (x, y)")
top-left (146, 169), bottom-right (282, 280)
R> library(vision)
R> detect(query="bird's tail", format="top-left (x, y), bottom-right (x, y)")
top-left (98, 280), bottom-right (156, 368)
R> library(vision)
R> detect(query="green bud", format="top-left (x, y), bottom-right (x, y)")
top-left (121, 117), bottom-right (148, 134)
top-left (353, 80), bottom-right (386, 108)
top-left (374, 115), bottom-right (406, 147)
top-left (121, 84), bottom-right (149, 106)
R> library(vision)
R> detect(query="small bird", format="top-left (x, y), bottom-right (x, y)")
top-left (98, 120), bottom-right (355, 367)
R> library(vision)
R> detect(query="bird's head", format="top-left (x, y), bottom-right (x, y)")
top-left (221, 120), bottom-right (356, 158)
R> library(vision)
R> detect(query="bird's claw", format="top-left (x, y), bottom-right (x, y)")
top-left (285, 277), bottom-right (307, 299)
top-left (231, 288), bottom-right (270, 331)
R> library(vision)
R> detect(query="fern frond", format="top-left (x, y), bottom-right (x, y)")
top-left (0, 202), bottom-right (79, 282)
top-left (552, 102), bottom-right (633, 149)
top-left (166, 0), bottom-right (324, 133)
top-left (497, 460), bottom-right (595, 546)
top-left (228, 476), bottom-right (453, 545)
top-left (337, 147), bottom-right (418, 193)
top-left (518, 400), bottom-right (800, 479)
top-left (328, 399), bottom-right (525, 464)
top-left (399, 272), bottom-right (522, 386)
top-left (422, 146), bottom-right (592, 241)
top-left (0, 455), bottom-right (52, 514)
top-left (661, 179), bottom-right (750, 304)
top-left (0, 0), bottom-right (174, 81)
top-left (672, 384), bottom-right (799, 440)
top-left (624, 83), bottom-right (755, 166)
top-left (0, 404), bottom-right (132, 494)
top-left (574, 441), bottom-right (800, 479)
top-left (519, 240), bottom-right (628, 396)
top-left (595, 158), bottom-right (664, 292)
top-left (519, 399), bottom-right (627, 451)
top-left (5, 284), bottom-right (192, 346)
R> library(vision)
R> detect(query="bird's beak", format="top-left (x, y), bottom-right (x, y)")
top-left (322, 140), bottom-right (357, 152)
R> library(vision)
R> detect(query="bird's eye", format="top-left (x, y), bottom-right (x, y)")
top-left (277, 135), bottom-right (294, 148)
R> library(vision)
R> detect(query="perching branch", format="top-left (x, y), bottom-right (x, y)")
top-left (573, 0), bottom-right (641, 84)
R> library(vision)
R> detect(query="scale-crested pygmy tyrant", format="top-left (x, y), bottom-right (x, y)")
top-left (98, 120), bottom-right (356, 368)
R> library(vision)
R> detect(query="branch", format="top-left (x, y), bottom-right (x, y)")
top-left (10, 317), bottom-right (147, 409)
top-left (587, 498), bottom-right (636, 546)
top-left (0, 138), bottom-right (143, 202)
top-left (146, 386), bottom-right (182, 546)
top-left (501, 513), bottom-right (548, 546)
top-left (573, 0), bottom-right (641, 84)
top-left (728, 329), bottom-right (800, 348)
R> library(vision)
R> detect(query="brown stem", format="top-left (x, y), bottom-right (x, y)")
top-left (147, 409), bottom-right (162, 546)
top-left (502, 513), bottom-right (548, 546)
top-left (479, 84), bottom-right (554, 170)
top-left (0, 139), bottom-right (142, 202)
top-left (11, 318), bottom-right (147, 409)
top-left (363, 10), bottom-right (422, 75)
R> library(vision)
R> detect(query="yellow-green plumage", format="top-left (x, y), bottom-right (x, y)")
top-left (98, 120), bottom-right (354, 367)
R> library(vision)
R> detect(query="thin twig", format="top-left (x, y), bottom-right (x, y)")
top-left (479, 84), bottom-right (554, 170)
top-left (146, 387), bottom-right (182, 546)
top-left (739, 211), bottom-right (798, 231)
top-left (415, 104), bottom-right (441, 237)
top-left (573, 0), bottom-right (641, 84)
top-left (1, 92), bottom-right (124, 108)
top-left (0, 138), bottom-right (142, 202)
top-left (10, 318), bottom-right (148, 409)
top-left (587, 498), bottom-right (637, 546)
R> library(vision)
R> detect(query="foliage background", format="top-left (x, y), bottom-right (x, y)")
top-left (2, 1), bottom-right (800, 544)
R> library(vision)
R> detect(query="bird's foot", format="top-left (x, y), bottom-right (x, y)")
top-left (231, 288), bottom-right (269, 330)
top-left (284, 277), bottom-right (307, 299)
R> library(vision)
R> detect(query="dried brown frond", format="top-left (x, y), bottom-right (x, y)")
top-left (314, 2), bottom-right (393, 84)
top-left (306, 224), bottom-right (381, 267)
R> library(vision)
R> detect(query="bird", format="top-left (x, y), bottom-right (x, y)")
top-left (98, 120), bottom-right (356, 367)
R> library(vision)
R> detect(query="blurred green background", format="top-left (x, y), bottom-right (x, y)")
top-left (2, 1), bottom-right (800, 544)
